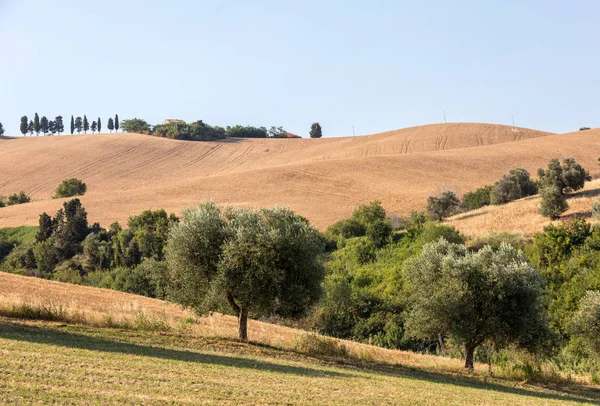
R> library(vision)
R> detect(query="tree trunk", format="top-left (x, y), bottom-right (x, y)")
top-left (465, 343), bottom-right (476, 370)
top-left (238, 308), bottom-right (248, 341)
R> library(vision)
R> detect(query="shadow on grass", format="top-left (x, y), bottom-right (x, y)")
top-left (569, 188), bottom-right (600, 199)
top-left (0, 321), bottom-right (345, 378)
top-left (452, 210), bottom-right (489, 221)
top-left (1, 320), bottom-right (599, 404)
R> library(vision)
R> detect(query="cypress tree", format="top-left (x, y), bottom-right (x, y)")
top-left (55, 116), bottom-right (64, 135)
top-left (0, 122), bottom-right (4, 137)
top-left (28, 120), bottom-right (34, 136)
top-left (91, 121), bottom-right (97, 134)
top-left (40, 116), bottom-right (49, 136)
top-left (75, 117), bottom-right (83, 134)
top-left (114, 114), bottom-right (119, 132)
top-left (97, 117), bottom-right (102, 133)
top-left (20, 116), bottom-right (28, 136)
top-left (70, 115), bottom-right (75, 135)
top-left (83, 115), bottom-right (89, 134)
top-left (310, 122), bottom-right (323, 138)
top-left (107, 117), bottom-right (114, 133)
top-left (33, 113), bottom-right (40, 136)
top-left (48, 121), bottom-right (56, 135)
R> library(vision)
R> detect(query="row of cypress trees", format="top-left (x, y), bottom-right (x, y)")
top-left (19, 114), bottom-right (120, 136)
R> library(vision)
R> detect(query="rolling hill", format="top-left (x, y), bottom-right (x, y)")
top-left (1, 122), bottom-right (597, 231)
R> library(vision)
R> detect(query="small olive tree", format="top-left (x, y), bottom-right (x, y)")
top-left (167, 202), bottom-right (324, 340)
top-left (427, 191), bottom-right (460, 221)
top-left (54, 178), bottom-right (87, 198)
top-left (570, 291), bottom-right (600, 355)
top-left (490, 168), bottom-right (537, 205)
top-left (404, 239), bottom-right (548, 369)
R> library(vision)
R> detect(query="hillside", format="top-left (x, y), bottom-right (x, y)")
top-left (1, 272), bottom-right (598, 405)
top-left (3, 122), bottom-right (597, 230)
top-left (447, 179), bottom-right (600, 238)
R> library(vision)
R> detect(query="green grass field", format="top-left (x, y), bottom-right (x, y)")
top-left (1, 317), bottom-right (599, 405)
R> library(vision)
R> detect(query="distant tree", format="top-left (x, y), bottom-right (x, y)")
top-left (268, 126), bottom-right (286, 138)
top-left (167, 202), bottom-right (325, 341)
top-left (225, 125), bottom-right (267, 138)
top-left (404, 239), bottom-right (549, 369)
top-left (462, 185), bottom-right (493, 211)
top-left (20, 116), bottom-right (28, 136)
top-left (83, 115), bottom-right (89, 134)
top-left (54, 178), bottom-right (87, 198)
top-left (97, 117), bottom-right (102, 133)
top-left (53, 198), bottom-right (89, 259)
top-left (539, 186), bottom-right (568, 220)
top-left (40, 116), bottom-right (49, 136)
top-left (91, 121), bottom-right (97, 134)
top-left (121, 118), bottom-right (150, 133)
top-left (0, 122), bottom-right (4, 137)
top-left (107, 118), bottom-right (114, 133)
top-left (310, 122), bottom-right (322, 138)
top-left (490, 168), bottom-right (537, 205)
top-left (36, 212), bottom-right (54, 242)
top-left (115, 114), bottom-right (119, 132)
top-left (427, 191), bottom-right (460, 221)
top-left (538, 157), bottom-right (591, 195)
top-left (27, 120), bottom-right (34, 136)
top-left (70, 115), bottom-right (75, 135)
top-left (33, 113), bottom-right (40, 136)
top-left (48, 121), bottom-right (56, 135)
top-left (74, 117), bottom-right (83, 134)
top-left (6, 191), bottom-right (31, 205)
top-left (580, 127), bottom-right (591, 131)
top-left (55, 116), bottom-right (64, 135)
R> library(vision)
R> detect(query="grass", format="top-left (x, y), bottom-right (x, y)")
top-left (2, 318), bottom-right (600, 405)
top-left (1, 272), bottom-right (600, 404)
top-left (0, 225), bottom-right (37, 261)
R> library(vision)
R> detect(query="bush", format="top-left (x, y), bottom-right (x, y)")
top-left (54, 178), bottom-right (87, 198)
top-left (294, 333), bottom-right (348, 358)
top-left (462, 185), bottom-right (492, 210)
top-left (426, 191), bottom-right (460, 221)
top-left (539, 186), bottom-right (568, 219)
top-left (538, 157), bottom-right (591, 195)
top-left (570, 291), bottom-right (600, 354)
top-left (490, 168), bottom-right (537, 205)
top-left (121, 118), bottom-right (151, 134)
top-left (5, 191), bottom-right (31, 206)
top-left (225, 125), bottom-right (267, 138)
top-left (152, 120), bottom-right (226, 141)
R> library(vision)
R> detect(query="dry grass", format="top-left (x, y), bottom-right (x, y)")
top-left (0, 123), bottom-right (574, 230)
top-left (448, 179), bottom-right (600, 238)
top-left (1, 273), bottom-right (599, 404)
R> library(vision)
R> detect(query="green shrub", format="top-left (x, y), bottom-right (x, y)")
top-left (490, 168), bottom-right (537, 205)
top-left (5, 191), bottom-right (31, 206)
top-left (570, 291), bottom-right (600, 355)
top-left (54, 178), bottom-right (87, 198)
top-left (462, 185), bottom-right (493, 210)
top-left (538, 157), bottom-right (591, 195)
top-left (539, 186), bottom-right (568, 219)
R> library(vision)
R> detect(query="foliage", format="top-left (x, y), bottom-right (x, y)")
top-left (33, 113), bottom-right (40, 135)
top-left (427, 191), bottom-right (460, 221)
top-left (462, 185), bottom-right (492, 211)
top-left (40, 116), bottom-right (48, 135)
top-left (83, 115), bottom-right (89, 134)
top-left (294, 333), bottom-right (348, 358)
top-left (97, 117), bottom-right (102, 133)
top-left (167, 202), bottom-right (324, 340)
top-left (539, 186), bottom-right (568, 219)
top-left (20, 116), bottom-right (28, 136)
top-left (115, 114), bottom-right (119, 132)
top-left (107, 117), bottom-right (114, 132)
top-left (121, 118), bottom-right (151, 134)
top-left (326, 201), bottom-right (391, 245)
top-left (310, 122), bottom-right (323, 138)
top-left (152, 120), bottom-right (226, 141)
top-left (4, 191), bottom-right (31, 206)
top-left (54, 178), bottom-right (87, 198)
top-left (55, 116), bottom-right (64, 135)
top-left (538, 157), bottom-right (591, 195)
top-left (404, 239), bottom-right (549, 369)
top-left (592, 199), bottom-right (600, 220)
top-left (490, 168), bottom-right (537, 205)
top-left (225, 125), bottom-right (267, 138)
top-left (74, 117), bottom-right (82, 134)
top-left (70, 115), bottom-right (75, 135)
top-left (52, 199), bottom-right (89, 259)
top-left (0, 121), bottom-right (4, 137)
top-left (580, 127), bottom-right (591, 131)
top-left (570, 291), bottom-right (600, 355)
top-left (0, 226), bottom-right (38, 263)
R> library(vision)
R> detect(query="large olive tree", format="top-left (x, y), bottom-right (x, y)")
top-left (404, 238), bottom-right (548, 369)
top-left (167, 202), bottom-right (324, 340)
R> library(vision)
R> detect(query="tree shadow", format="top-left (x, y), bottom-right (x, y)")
top-left (1, 321), bottom-right (599, 404)
top-left (0, 322), bottom-right (345, 378)
top-left (452, 210), bottom-right (489, 221)
top-left (569, 188), bottom-right (600, 199)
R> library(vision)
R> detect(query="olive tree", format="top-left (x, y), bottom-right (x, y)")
top-left (167, 201), bottom-right (324, 340)
top-left (427, 191), bottom-right (460, 221)
top-left (490, 168), bottom-right (537, 205)
top-left (570, 291), bottom-right (600, 355)
top-left (404, 239), bottom-right (548, 369)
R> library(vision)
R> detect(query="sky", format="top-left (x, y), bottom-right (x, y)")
top-left (1, 0), bottom-right (599, 137)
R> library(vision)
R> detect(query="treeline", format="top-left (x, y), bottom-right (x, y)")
top-left (119, 118), bottom-right (323, 141)
top-left (426, 157), bottom-right (591, 222)
top-left (18, 114), bottom-right (120, 136)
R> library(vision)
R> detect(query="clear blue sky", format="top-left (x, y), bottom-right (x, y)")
top-left (1, 0), bottom-right (599, 137)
